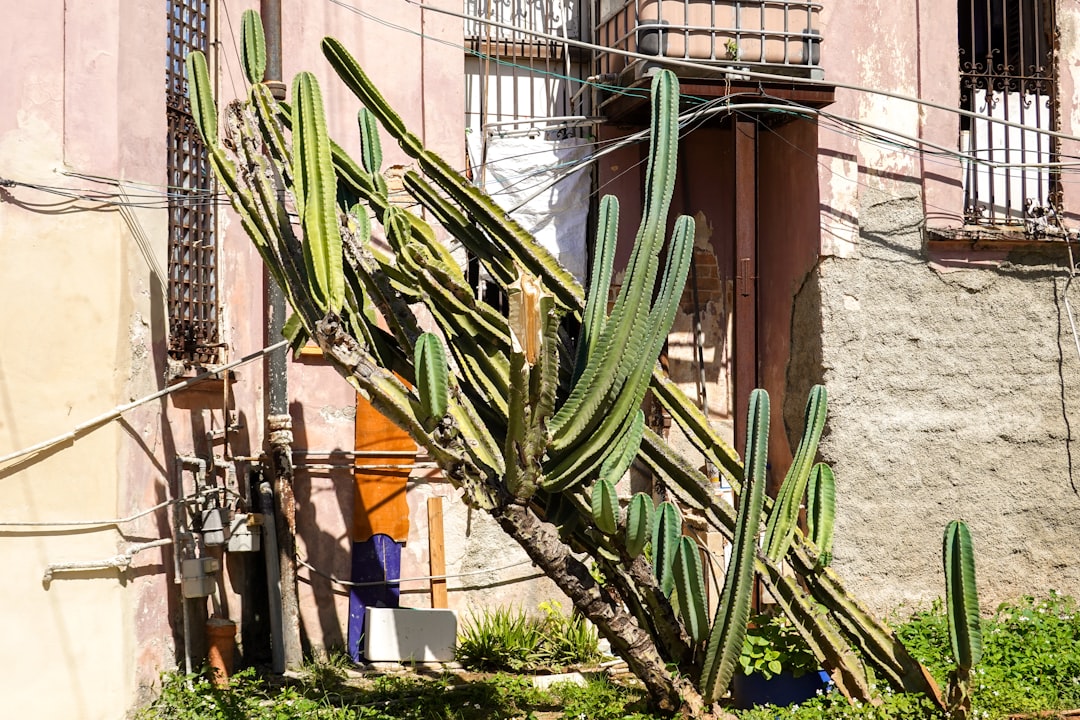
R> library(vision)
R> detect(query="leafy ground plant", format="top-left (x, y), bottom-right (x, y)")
top-left (138, 592), bottom-right (1080, 720)
top-left (898, 592), bottom-right (1080, 719)
top-left (739, 611), bottom-right (819, 680)
top-left (456, 602), bottom-right (603, 672)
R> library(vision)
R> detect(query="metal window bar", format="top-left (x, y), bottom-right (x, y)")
top-left (959, 0), bottom-right (1058, 227)
top-left (465, 1), bottom-right (592, 140)
top-left (167, 0), bottom-right (220, 364)
top-left (593, 0), bottom-right (823, 81)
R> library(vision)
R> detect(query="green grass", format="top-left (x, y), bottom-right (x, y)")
top-left (139, 594), bottom-right (1080, 719)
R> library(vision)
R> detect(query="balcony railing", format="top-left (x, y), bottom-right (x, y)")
top-left (595, 0), bottom-right (823, 82)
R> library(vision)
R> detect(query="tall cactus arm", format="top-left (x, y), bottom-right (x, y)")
top-left (542, 214), bottom-right (693, 489)
top-left (625, 492), bottom-right (654, 559)
top-left (652, 501), bottom-right (682, 598)
top-left (672, 535), bottom-right (710, 644)
top-left (699, 388), bottom-right (768, 703)
top-left (357, 107), bottom-right (389, 197)
top-left (807, 463), bottom-right (836, 567)
top-left (651, 370), bottom-right (743, 485)
top-left (187, 51), bottom-right (218, 146)
top-left (590, 477), bottom-right (620, 535)
top-left (291, 71), bottom-right (345, 313)
top-left (414, 333), bottom-right (450, 429)
top-left (321, 37), bottom-right (583, 310)
top-left (763, 384), bottom-right (827, 561)
top-left (576, 194), bottom-right (619, 375)
top-left (240, 9), bottom-right (266, 85)
top-left (944, 520), bottom-right (982, 670)
top-left (549, 72), bottom-right (680, 450)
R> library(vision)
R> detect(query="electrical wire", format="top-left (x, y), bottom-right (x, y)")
top-left (295, 554), bottom-right (539, 588)
top-left (0, 498), bottom-right (182, 528)
top-left (399, 0), bottom-right (1080, 145)
top-left (0, 340), bottom-right (288, 469)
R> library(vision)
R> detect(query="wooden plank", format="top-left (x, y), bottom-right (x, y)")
top-left (427, 497), bottom-right (448, 609)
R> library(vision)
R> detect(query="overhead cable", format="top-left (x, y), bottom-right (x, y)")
top-left (0, 340), bottom-right (288, 469)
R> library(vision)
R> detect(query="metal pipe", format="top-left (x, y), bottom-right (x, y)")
top-left (258, 480), bottom-right (285, 674)
top-left (42, 538), bottom-right (173, 583)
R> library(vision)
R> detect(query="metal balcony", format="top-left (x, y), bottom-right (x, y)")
top-left (595, 0), bottom-right (823, 84)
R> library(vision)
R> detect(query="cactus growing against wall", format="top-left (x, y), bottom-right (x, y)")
top-left (944, 520), bottom-right (982, 720)
top-left (184, 17), bottom-right (945, 716)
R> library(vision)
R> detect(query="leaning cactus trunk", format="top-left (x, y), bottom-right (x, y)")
top-left (185, 16), bottom-right (945, 717)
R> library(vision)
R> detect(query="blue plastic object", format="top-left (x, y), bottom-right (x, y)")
top-left (730, 669), bottom-right (832, 709)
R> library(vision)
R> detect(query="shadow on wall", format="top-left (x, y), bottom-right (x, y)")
top-left (785, 267), bottom-right (824, 446)
top-left (290, 399), bottom-right (352, 654)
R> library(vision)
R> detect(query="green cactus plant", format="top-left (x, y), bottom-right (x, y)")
top-left (700, 388), bottom-right (768, 703)
top-left (591, 477), bottom-right (620, 536)
top-left (624, 492), bottom-right (653, 558)
top-left (944, 519), bottom-right (982, 720)
top-left (414, 332), bottom-right (449, 430)
top-left (763, 384), bottom-right (827, 562)
top-left (672, 535), bottom-right (709, 643)
top-left (185, 18), bottom-right (947, 716)
top-left (240, 9), bottom-right (266, 85)
top-left (806, 462), bottom-right (836, 567)
top-left (652, 501), bottom-right (682, 598)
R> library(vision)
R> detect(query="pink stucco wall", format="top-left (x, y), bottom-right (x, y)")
top-left (0, 2), bottom-right (466, 715)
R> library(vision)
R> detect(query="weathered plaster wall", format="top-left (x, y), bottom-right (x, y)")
top-left (803, 3), bottom-right (1080, 615)
top-left (0, 2), bottom-right (173, 718)
top-left (0, 1), bottom-right (475, 716)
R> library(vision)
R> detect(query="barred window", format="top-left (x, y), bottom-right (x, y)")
top-left (167, 0), bottom-right (220, 364)
top-left (959, 0), bottom-right (1058, 226)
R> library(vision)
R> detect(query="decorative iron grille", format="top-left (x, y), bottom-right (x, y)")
top-left (959, 0), bottom-right (1058, 227)
top-left (167, 0), bottom-right (220, 364)
top-left (464, 0), bottom-right (592, 137)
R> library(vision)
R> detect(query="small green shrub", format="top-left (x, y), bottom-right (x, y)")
top-left (456, 601), bottom-right (602, 672)
top-left (739, 611), bottom-right (820, 680)
top-left (896, 592), bottom-right (1080, 719)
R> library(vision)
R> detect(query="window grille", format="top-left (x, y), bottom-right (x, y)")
top-left (167, 0), bottom-right (220, 364)
top-left (464, 0), bottom-right (592, 138)
top-left (959, 0), bottom-right (1058, 227)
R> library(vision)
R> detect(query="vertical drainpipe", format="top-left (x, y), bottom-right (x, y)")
top-left (260, 0), bottom-right (303, 672)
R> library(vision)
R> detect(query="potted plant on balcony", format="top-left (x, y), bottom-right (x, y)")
top-left (732, 611), bottom-right (832, 709)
